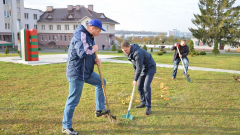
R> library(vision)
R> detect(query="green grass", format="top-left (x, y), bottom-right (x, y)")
top-left (0, 62), bottom-right (240, 134)
top-left (112, 52), bottom-right (240, 71)
top-left (0, 52), bottom-right (68, 57)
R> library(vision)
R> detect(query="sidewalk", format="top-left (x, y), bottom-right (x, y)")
top-left (0, 54), bottom-right (239, 74)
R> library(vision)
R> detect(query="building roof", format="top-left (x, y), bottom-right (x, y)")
top-left (37, 6), bottom-right (119, 24)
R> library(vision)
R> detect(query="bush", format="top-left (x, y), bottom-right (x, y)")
top-left (112, 44), bottom-right (116, 51)
top-left (199, 51), bottom-right (206, 55)
top-left (117, 49), bottom-right (123, 53)
top-left (156, 51), bottom-right (163, 56)
top-left (17, 50), bottom-right (19, 54)
top-left (161, 50), bottom-right (166, 53)
top-left (4, 47), bottom-right (8, 54)
top-left (38, 48), bottom-right (41, 51)
top-left (143, 45), bottom-right (147, 51)
top-left (151, 48), bottom-right (153, 52)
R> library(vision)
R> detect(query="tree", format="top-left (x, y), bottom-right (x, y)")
top-left (188, 40), bottom-right (198, 56)
top-left (159, 33), bottom-right (167, 45)
top-left (120, 34), bottom-right (125, 39)
top-left (168, 35), bottom-right (174, 44)
top-left (152, 36), bottom-right (159, 44)
top-left (112, 44), bottom-right (116, 51)
top-left (189, 0), bottom-right (240, 55)
top-left (5, 47), bottom-right (8, 54)
top-left (143, 44), bottom-right (147, 51)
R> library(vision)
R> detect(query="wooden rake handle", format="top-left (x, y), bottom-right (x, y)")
top-left (94, 52), bottom-right (110, 110)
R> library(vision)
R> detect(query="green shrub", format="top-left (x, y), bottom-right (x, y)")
top-left (38, 48), bottom-right (41, 51)
top-left (143, 45), bottom-right (147, 51)
top-left (161, 50), bottom-right (166, 53)
top-left (151, 48), bottom-right (153, 52)
top-left (200, 51), bottom-right (206, 55)
top-left (17, 50), bottom-right (19, 54)
top-left (112, 44), bottom-right (116, 51)
top-left (4, 47), bottom-right (8, 54)
top-left (156, 51), bottom-right (163, 56)
top-left (117, 49), bottom-right (123, 53)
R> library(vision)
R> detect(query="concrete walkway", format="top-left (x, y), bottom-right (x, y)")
top-left (0, 54), bottom-right (239, 74)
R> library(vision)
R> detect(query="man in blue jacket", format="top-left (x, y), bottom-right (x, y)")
top-left (62, 19), bottom-right (108, 135)
top-left (121, 41), bottom-right (156, 115)
top-left (171, 39), bottom-right (189, 80)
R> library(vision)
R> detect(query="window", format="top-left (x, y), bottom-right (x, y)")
top-left (33, 14), bottom-right (37, 20)
top-left (64, 36), bottom-right (66, 41)
top-left (3, 35), bottom-right (7, 41)
top-left (34, 25), bottom-right (37, 30)
top-left (47, 15), bottom-right (52, 19)
top-left (41, 25), bottom-right (45, 30)
top-left (44, 36), bottom-right (46, 41)
top-left (106, 36), bottom-right (108, 42)
top-left (65, 25), bottom-right (69, 30)
top-left (0, 35), bottom-right (1, 40)
top-left (16, 0), bottom-right (20, 2)
top-left (3, 0), bottom-right (8, 4)
top-left (56, 36), bottom-right (58, 41)
top-left (41, 35), bottom-right (43, 41)
top-left (4, 11), bottom-right (9, 17)
top-left (73, 25), bottom-right (78, 30)
top-left (24, 13), bottom-right (28, 19)
top-left (17, 8), bottom-right (20, 14)
top-left (57, 25), bottom-right (61, 30)
top-left (86, 21), bottom-right (89, 26)
top-left (49, 35), bottom-right (51, 41)
top-left (49, 25), bottom-right (53, 30)
top-left (25, 24), bottom-right (29, 29)
top-left (5, 23), bottom-right (10, 29)
top-left (195, 41), bottom-right (199, 46)
top-left (60, 36), bottom-right (62, 41)
top-left (100, 14), bottom-right (105, 18)
top-left (52, 35), bottom-right (54, 41)
top-left (106, 25), bottom-right (108, 31)
top-left (69, 36), bottom-right (71, 41)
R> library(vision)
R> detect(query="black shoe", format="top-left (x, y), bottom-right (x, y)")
top-left (62, 128), bottom-right (78, 135)
top-left (95, 109), bottom-right (109, 117)
top-left (145, 108), bottom-right (151, 115)
top-left (136, 104), bottom-right (145, 108)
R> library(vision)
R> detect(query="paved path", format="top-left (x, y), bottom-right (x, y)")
top-left (0, 54), bottom-right (239, 74)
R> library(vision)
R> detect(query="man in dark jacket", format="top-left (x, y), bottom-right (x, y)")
top-left (62, 19), bottom-right (108, 135)
top-left (121, 41), bottom-right (156, 115)
top-left (171, 39), bottom-right (189, 80)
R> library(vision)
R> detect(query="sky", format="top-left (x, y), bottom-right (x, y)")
top-left (24, 0), bottom-right (240, 33)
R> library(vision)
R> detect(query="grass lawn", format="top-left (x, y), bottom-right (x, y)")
top-left (0, 52), bottom-right (68, 57)
top-left (0, 61), bottom-right (240, 134)
top-left (112, 52), bottom-right (240, 71)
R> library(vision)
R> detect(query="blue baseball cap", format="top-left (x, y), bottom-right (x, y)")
top-left (89, 19), bottom-right (106, 31)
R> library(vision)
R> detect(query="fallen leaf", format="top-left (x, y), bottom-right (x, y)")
top-left (160, 82), bottom-right (163, 89)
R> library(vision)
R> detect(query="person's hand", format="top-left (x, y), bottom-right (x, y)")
top-left (92, 45), bottom-right (98, 52)
top-left (95, 58), bottom-right (101, 66)
top-left (179, 55), bottom-right (182, 58)
top-left (132, 81), bottom-right (137, 86)
top-left (175, 43), bottom-right (180, 49)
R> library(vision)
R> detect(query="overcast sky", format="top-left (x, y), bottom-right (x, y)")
top-left (24, 0), bottom-right (240, 33)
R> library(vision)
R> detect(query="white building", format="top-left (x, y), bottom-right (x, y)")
top-left (37, 5), bottom-right (119, 49)
top-left (0, 0), bottom-right (25, 49)
top-left (167, 29), bottom-right (180, 37)
top-left (24, 8), bottom-right (44, 30)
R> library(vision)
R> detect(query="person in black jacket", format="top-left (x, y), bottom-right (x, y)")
top-left (121, 41), bottom-right (156, 115)
top-left (171, 39), bottom-right (189, 80)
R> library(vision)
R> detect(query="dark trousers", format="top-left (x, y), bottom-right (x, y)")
top-left (137, 73), bottom-right (155, 108)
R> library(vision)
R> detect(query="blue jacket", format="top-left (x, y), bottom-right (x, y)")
top-left (127, 44), bottom-right (156, 81)
top-left (66, 25), bottom-right (95, 80)
top-left (171, 45), bottom-right (189, 61)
